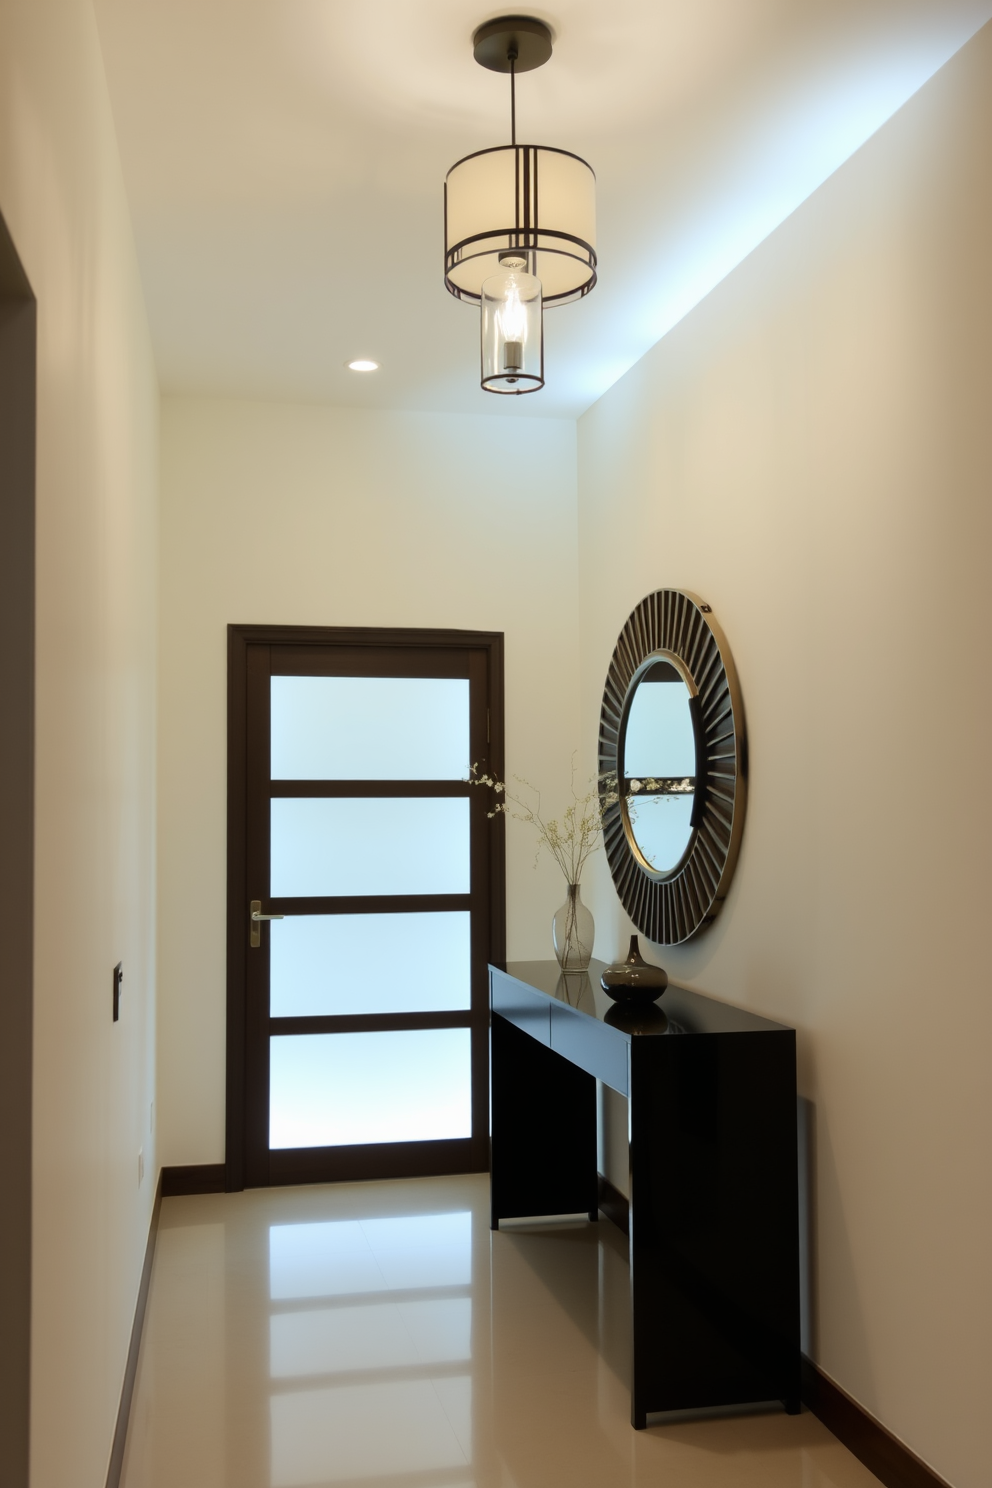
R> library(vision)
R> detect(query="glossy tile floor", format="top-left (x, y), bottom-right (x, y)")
top-left (121, 1175), bottom-right (880, 1488)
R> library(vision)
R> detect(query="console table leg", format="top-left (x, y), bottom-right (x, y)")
top-left (490, 1012), bottom-right (597, 1224)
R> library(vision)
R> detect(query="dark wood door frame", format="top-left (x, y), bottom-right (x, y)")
top-left (0, 208), bottom-right (36, 1488)
top-left (226, 624), bottom-right (505, 1192)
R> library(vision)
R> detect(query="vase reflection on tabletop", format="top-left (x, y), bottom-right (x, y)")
top-left (604, 1000), bottom-right (668, 1034)
top-left (555, 969), bottom-right (596, 1011)
top-left (553, 882), bottom-right (595, 972)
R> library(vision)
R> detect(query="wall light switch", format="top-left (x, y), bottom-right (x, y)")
top-left (113, 962), bottom-right (123, 1022)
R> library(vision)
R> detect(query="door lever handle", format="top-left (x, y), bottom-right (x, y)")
top-left (250, 899), bottom-right (284, 949)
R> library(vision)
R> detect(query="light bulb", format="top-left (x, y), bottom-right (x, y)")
top-left (496, 280), bottom-right (527, 370)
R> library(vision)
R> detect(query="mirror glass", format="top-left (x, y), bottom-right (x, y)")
top-left (622, 658), bottom-right (697, 874)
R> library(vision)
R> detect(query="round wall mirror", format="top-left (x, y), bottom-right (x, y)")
top-left (599, 590), bottom-right (746, 944)
top-left (621, 655), bottom-right (699, 875)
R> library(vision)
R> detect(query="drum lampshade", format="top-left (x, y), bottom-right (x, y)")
top-left (445, 144), bottom-right (596, 307)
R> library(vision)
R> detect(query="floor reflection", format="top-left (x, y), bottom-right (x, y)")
top-left (268, 1211), bottom-right (472, 1297)
top-left (122, 1175), bottom-right (881, 1488)
top-left (268, 1295), bottom-right (472, 1378)
top-left (270, 1379), bottom-right (469, 1486)
top-left (266, 1208), bottom-right (474, 1484)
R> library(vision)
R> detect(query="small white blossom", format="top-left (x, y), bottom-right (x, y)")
top-left (468, 759), bottom-right (630, 886)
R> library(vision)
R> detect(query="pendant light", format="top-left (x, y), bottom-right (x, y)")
top-left (444, 16), bottom-right (597, 395)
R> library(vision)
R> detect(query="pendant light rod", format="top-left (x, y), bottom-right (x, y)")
top-left (509, 49), bottom-right (517, 146)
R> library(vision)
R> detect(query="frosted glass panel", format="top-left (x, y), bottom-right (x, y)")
top-left (271, 676), bottom-right (470, 780)
top-left (627, 793), bottom-right (695, 873)
top-left (269, 1212), bottom-right (471, 1299)
top-left (624, 675), bottom-right (696, 778)
top-left (270, 798), bottom-right (470, 897)
top-left (269, 1029), bottom-right (472, 1148)
top-left (270, 913), bottom-right (470, 1016)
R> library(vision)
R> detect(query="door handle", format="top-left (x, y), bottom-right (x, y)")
top-left (250, 899), bottom-right (285, 949)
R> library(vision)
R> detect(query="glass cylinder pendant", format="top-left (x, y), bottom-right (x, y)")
top-left (480, 263), bottom-right (544, 394)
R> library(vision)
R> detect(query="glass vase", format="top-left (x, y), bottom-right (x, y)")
top-left (552, 883), bottom-right (595, 972)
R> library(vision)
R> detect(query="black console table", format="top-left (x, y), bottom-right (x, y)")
top-left (490, 960), bottom-right (801, 1427)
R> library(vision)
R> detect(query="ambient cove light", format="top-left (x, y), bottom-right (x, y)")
top-left (444, 16), bottom-right (597, 394)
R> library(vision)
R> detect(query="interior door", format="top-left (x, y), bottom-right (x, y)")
top-left (226, 627), bottom-right (504, 1189)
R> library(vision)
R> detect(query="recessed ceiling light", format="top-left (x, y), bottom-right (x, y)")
top-left (347, 359), bottom-right (379, 372)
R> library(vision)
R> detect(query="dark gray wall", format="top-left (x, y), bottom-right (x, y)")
top-left (0, 206), bottom-right (36, 1488)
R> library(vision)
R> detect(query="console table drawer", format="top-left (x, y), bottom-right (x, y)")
top-left (491, 969), bottom-right (552, 1047)
top-left (550, 1003), bottom-right (628, 1095)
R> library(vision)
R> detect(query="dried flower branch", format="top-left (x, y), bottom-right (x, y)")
top-left (470, 756), bottom-right (619, 886)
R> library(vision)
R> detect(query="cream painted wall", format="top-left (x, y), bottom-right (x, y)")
top-left (158, 399), bottom-right (578, 1165)
top-left (578, 22), bottom-right (992, 1488)
top-left (0, 2), bottom-right (160, 1486)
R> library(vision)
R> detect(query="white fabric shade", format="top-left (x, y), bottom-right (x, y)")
top-left (444, 144), bottom-right (596, 304)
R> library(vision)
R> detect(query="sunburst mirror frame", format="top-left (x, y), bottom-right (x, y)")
top-left (598, 589), bottom-right (747, 945)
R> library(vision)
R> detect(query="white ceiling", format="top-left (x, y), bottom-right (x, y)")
top-left (93, 0), bottom-right (992, 419)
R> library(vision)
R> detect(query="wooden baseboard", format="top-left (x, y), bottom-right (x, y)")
top-left (161, 1163), bottom-right (227, 1197)
top-left (597, 1171), bottom-right (630, 1236)
top-left (595, 1174), bottom-right (947, 1488)
top-left (105, 1172), bottom-right (162, 1488)
top-left (800, 1358), bottom-right (950, 1488)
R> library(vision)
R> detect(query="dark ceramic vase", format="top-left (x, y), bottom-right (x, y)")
top-left (600, 935), bottom-right (668, 1004)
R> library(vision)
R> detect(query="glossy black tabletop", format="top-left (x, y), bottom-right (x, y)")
top-left (497, 959), bottom-right (791, 1038)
